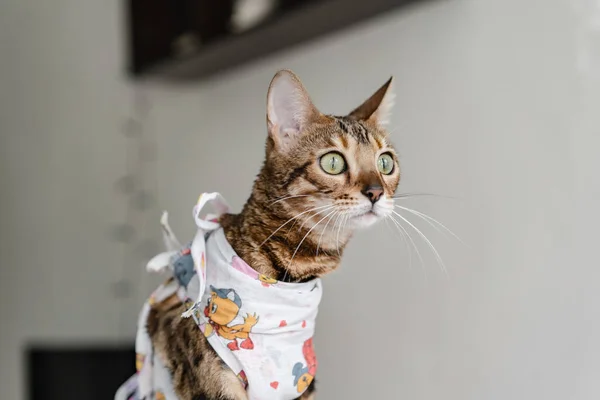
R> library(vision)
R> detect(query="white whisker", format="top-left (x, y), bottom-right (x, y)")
top-left (392, 210), bottom-right (448, 276)
top-left (341, 213), bottom-right (350, 250)
top-left (288, 209), bottom-right (337, 270)
top-left (316, 210), bottom-right (338, 256)
top-left (335, 211), bottom-right (346, 257)
top-left (295, 205), bottom-right (336, 234)
top-left (392, 193), bottom-right (455, 200)
top-left (395, 205), bottom-right (466, 246)
top-left (384, 216), bottom-right (412, 269)
top-left (268, 194), bottom-right (311, 206)
top-left (289, 203), bottom-right (330, 233)
top-left (389, 214), bottom-right (424, 269)
top-left (259, 204), bottom-right (333, 248)
top-left (297, 206), bottom-right (334, 233)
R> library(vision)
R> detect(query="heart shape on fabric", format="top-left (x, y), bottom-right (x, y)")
top-left (270, 381), bottom-right (279, 389)
top-left (227, 341), bottom-right (239, 351)
top-left (279, 320), bottom-right (287, 327)
top-left (240, 338), bottom-right (254, 350)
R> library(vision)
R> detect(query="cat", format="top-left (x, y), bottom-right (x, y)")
top-left (136, 69), bottom-right (400, 400)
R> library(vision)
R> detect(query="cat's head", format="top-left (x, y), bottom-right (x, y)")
top-left (262, 70), bottom-right (400, 238)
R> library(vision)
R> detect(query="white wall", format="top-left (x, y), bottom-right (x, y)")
top-left (2, 0), bottom-right (600, 399)
top-left (0, 1), bottom-right (162, 399)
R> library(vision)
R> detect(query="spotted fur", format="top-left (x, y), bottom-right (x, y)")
top-left (148, 70), bottom-right (400, 399)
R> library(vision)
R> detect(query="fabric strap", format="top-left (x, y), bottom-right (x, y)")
top-left (182, 192), bottom-right (230, 318)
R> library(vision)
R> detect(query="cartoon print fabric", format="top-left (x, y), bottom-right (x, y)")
top-left (292, 338), bottom-right (317, 393)
top-left (203, 285), bottom-right (259, 351)
top-left (115, 193), bottom-right (323, 400)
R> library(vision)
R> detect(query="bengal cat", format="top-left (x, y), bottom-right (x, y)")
top-left (144, 69), bottom-right (400, 400)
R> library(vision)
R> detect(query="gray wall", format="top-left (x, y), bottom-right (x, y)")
top-left (2, 0), bottom-right (600, 399)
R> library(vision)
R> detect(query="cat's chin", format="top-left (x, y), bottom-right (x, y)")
top-left (350, 211), bottom-right (382, 229)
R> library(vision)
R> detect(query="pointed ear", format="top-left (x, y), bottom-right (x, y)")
top-left (267, 70), bottom-right (321, 151)
top-left (348, 77), bottom-right (395, 127)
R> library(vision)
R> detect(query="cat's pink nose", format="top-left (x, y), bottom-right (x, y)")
top-left (362, 186), bottom-right (384, 204)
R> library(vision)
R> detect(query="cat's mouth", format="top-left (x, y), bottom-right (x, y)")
top-left (350, 209), bottom-right (380, 228)
top-left (347, 200), bottom-right (395, 228)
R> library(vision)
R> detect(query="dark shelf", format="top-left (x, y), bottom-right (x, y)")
top-left (129, 0), bottom-right (437, 82)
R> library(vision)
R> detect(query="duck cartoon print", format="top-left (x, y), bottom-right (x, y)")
top-left (203, 285), bottom-right (259, 351)
top-left (292, 338), bottom-right (317, 393)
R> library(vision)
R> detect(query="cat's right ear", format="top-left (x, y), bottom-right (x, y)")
top-left (348, 76), bottom-right (395, 127)
top-left (267, 70), bottom-right (321, 152)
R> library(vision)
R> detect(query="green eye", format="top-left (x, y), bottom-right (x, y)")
top-left (377, 153), bottom-right (394, 175)
top-left (320, 152), bottom-right (346, 175)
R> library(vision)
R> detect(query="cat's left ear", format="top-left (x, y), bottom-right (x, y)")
top-left (267, 69), bottom-right (322, 152)
top-left (348, 77), bottom-right (395, 128)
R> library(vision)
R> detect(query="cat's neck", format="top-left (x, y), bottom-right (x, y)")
top-left (220, 193), bottom-right (349, 283)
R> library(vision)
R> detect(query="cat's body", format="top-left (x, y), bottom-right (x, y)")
top-left (132, 70), bottom-right (400, 400)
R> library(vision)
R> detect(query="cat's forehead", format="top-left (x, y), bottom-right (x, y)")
top-left (319, 115), bottom-right (391, 150)
top-left (331, 116), bottom-right (374, 144)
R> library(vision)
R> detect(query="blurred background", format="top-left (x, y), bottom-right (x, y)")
top-left (1, 0), bottom-right (600, 399)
